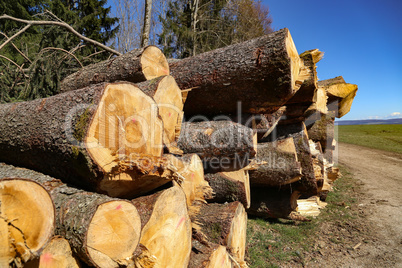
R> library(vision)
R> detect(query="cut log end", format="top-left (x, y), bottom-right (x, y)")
top-left (85, 82), bottom-right (168, 197)
top-left (38, 236), bottom-right (80, 268)
top-left (86, 200), bottom-right (141, 267)
top-left (152, 76), bottom-right (184, 145)
top-left (206, 169), bottom-right (250, 209)
top-left (208, 245), bottom-right (232, 268)
top-left (0, 179), bottom-right (55, 264)
top-left (141, 46), bottom-right (170, 80)
top-left (172, 154), bottom-right (212, 207)
top-left (138, 186), bottom-right (192, 268)
top-left (87, 83), bottom-right (163, 170)
top-left (226, 203), bottom-right (247, 262)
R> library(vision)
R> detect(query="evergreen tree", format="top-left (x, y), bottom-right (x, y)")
top-left (0, 0), bottom-right (119, 102)
top-left (158, 0), bottom-right (272, 59)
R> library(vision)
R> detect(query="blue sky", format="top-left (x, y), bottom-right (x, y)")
top-left (263, 0), bottom-right (402, 120)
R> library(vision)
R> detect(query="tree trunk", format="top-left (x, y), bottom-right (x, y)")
top-left (178, 121), bottom-right (257, 172)
top-left (0, 82), bottom-right (184, 198)
top-left (286, 49), bottom-right (323, 104)
top-left (249, 137), bottom-right (302, 187)
top-left (309, 140), bottom-right (325, 189)
top-left (25, 236), bottom-right (81, 268)
top-left (171, 154), bottom-right (213, 207)
top-left (189, 242), bottom-right (232, 268)
top-left (307, 113), bottom-right (335, 153)
top-left (131, 185), bottom-right (192, 268)
top-left (135, 76), bottom-right (184, 146)
top-left (0, 164), bottom-right (142, 268)
top-left (281, 49), bottom-right (326, 124)
top-left (169, 28), bottom-right (308, 116)
top-left (141, 0), bottom-right (153, 47)
top-left (191, 202), bottom-right (247, 264)
top-left (204, 169), bottom-right (250, 209)
top-left (60, 46), bottom-right (169, 93)
top-left (0, 178), bottom-right (55, 266)
top-left (265, 122), bottom-right (318, 198)
top-left (318, 76), bottom-right (358, 118)
top-left (253, 107), bottom-right (286, 140)
top-left (247, 186), bottom-right (301, 219)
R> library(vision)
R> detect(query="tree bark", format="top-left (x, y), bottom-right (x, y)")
top-left (189, 242), bottom-right (232, 268)
top-left (307, 113), bottom-right (335, 153)
top-left (0, 82), bottom-right (181, 198)
top-left (265, 122), bottom-right (318, 198)
top-left (204, 169), bottom-right (250, 209)
top-left (0, 164), bottom-right (142, 268)
top-left (191, 202), bottom-right (247, 264)
top-left (253, 107), bottom-right (286, 140)
top-left (169, 28), bottom-right (308, 116)
top-left (60, 46), bottom-right (169, 93)
top-left (141, 0), bottom-right (153, 47)
top-left (0, 178), bottom-right (55, 266)
top-left (249, 137), bottom-right (302, 187)
top-left (247, 186), bottom-right (301, 219)
top-left (178, 121), bottom-right (257, 172)
top-left (131, 185), bottom-right (192, 268)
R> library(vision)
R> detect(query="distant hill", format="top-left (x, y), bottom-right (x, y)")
top-left (335, 118), bottom-right (402, 125)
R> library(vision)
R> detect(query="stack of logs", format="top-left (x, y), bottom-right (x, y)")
top-left (0, 28), bottom-right (357, 267)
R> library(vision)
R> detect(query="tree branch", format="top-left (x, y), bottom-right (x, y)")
top-left (0, 31), bottom-right (32, 63)
top-left (0, 23), bottom-right (31, 52)
top-left (0, 14), bottom-right (122, 56)
top-left (41, 47), bottom-right (83, 67)
top-left (0, 55), bottom-right (28, 77)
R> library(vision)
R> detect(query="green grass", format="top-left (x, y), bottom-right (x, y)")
top-left (337, 124), bottom-right (402, 154)
top-left (247, 166), bottom-right (358, 267)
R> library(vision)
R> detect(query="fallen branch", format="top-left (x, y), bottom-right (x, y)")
top-left (0, 14), bottom-right (121, 56)
top-left (0, 31), bottom-right (32, 63)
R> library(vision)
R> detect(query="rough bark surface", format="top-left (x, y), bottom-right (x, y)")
top-left (188, 242), bottom-right (232, 268)
top-left (247, 186), bottom-right (300, 219)
top-left (265, 122), bottom-right (318, 198)
top-left (205, 169), bottom-right (250, 208)
top-left (191, 202), bottom-right (247, 263)
top-left (60, 46), bottom-right (169, 93)
top-left (0, 83), bottom-right (105, 189)
top-left (170, 28), bottom-right (305, 115)
top-left (249, 137), bottom-right (302, 187)
top-left (0, 82), bottom-right (173, 198)
top-left (178, 121), bottom-right (256, 172)
top-left (0, 163), bottom-right (142, 268)
top-left (307, 113), bottom-right (335, 152)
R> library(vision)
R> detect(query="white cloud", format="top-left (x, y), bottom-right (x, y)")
top-left (362, 112), bottom-right (401, 120)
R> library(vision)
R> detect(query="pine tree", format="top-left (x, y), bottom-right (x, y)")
top-left (158, 0), bottom-right (273, 59)
top-left (0, 0), bottom-right (119, 102)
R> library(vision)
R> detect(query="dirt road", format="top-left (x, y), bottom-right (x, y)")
top-left (333, 142), bottom-right (402, 267)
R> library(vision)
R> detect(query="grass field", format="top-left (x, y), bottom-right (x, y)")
top-left (246, 166), bottom-right (358, 267)
top-left (337, 124), bottom-right (402, 154)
